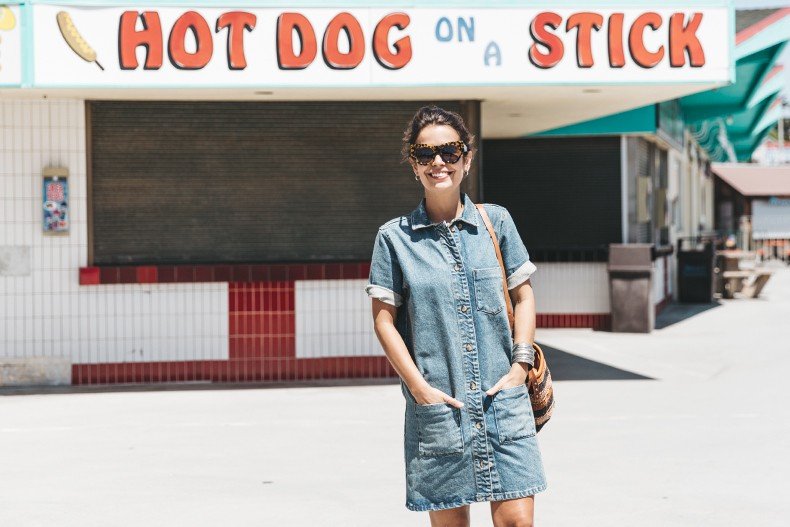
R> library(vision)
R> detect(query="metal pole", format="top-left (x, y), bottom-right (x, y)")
top-left (779, 98), bottom-right (785, 155)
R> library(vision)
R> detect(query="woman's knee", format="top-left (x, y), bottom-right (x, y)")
top-left (428, 504), bottom-right (470, 527)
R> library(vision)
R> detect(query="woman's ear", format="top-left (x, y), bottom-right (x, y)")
top-left (464, 153), bottom-right (474, 174)
top-left (410, 159), bottom-right (420, 178)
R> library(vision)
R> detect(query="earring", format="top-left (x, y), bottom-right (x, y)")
top-left (414, 175), bottom-right (419, 180)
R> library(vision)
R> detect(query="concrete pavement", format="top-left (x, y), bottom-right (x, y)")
top-left (1, 267), bottom-right (789, 526)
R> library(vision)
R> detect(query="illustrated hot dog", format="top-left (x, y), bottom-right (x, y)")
top-left (56, 11), bottom-right (104, 70)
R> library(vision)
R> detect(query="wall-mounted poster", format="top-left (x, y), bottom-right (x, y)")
top-left (43, 167), bottom-right (69, 234)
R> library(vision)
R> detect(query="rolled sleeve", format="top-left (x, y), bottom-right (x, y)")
top-left (364, 229), bottom-right (404, 307)
top-left (497, 208), bottom-right (537, 290)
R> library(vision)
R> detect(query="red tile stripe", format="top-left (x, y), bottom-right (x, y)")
top-left (229, 282), bottom-right (296, 359)
top-left (79, 263), bottom-right (373, 285)
top-left (536, 313), bottom-right (611, 330)
top-left (71, 357), bottom-right (398, 384)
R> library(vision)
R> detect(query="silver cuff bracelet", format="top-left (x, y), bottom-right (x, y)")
top-left (511, 342), bottom-right (536, 367)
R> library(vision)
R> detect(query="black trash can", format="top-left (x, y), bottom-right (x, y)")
top-left (608, 244), bottom-right (654, 333)
top-left (677, 236), bottom-right (715, 303)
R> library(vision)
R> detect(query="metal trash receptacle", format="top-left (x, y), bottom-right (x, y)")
top-left (677, 237), bottom-right (715, 303)
top-left (608, 244), bottom-right (654, 333)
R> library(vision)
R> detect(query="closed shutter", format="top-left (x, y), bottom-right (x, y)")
top-left (482, 136), bottom-right (621, 254)
top-left (89, 101), bottom-right (461, 265)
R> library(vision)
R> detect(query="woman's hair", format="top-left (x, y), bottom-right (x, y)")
top-left (401, 105), bottom-right (475, 163)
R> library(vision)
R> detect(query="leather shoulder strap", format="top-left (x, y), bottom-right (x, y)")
top-left (474, 204), bottom-right (515, 333)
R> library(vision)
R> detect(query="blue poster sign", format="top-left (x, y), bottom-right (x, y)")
top-left (43, 175), bottom-right (69, 233)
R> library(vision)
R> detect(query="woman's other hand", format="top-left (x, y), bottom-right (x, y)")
top-left (412, 383), bottom-right (465, 408)
top-left (485, 363), bottom-right (530, 396)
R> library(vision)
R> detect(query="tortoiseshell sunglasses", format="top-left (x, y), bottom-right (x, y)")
top-left (409, 141), bottom-right (469, 165)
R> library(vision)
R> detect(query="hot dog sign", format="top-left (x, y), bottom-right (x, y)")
top-left (30, 4), bottom-right (731, 87)
top-left (0, 4), bottom-right (21, 86)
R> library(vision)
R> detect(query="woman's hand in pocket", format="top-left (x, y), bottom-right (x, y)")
top-left (412, 383), bottom-right (465, 408)
top-left (485, 364), bottom-right (529, 397)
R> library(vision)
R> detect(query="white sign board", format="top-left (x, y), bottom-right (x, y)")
top-left (31, 5), bottom-right (732, 88)
top-left (753, 198), bottom-right (790, 239)
top-left (0, 5), bottom-right (22, 86)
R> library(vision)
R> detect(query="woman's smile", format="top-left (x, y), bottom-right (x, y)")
top-left (428, 169), bottom-right (453, 180)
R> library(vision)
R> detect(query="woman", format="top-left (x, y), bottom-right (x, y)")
top-left (364, 105), bottom-right (547, 526)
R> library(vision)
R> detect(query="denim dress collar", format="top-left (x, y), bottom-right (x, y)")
top-left (409, 191), bottom-right (480, 231)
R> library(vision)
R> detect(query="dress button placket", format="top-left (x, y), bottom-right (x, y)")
top-left (441, 222), bottom-right (492, 495)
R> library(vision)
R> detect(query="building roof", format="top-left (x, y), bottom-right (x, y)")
top-left (735, 8), bottom-right (782, 35)
top-left (712, 163), bottom-right (790, 196)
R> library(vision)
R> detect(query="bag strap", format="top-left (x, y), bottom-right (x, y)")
top-left (474, 204), bottom-right (515, 333)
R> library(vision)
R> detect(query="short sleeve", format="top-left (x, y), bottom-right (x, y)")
top-left (364, 229), bottom-right (404, 307)
top-left (497, 208), bottom-right (537, 290)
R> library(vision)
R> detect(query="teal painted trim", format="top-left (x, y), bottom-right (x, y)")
top-left (681, 44), bottom-right (784, 124)
top-left (734, 122), bottom-right (770, 161)
top-left (748, 67), bottom-right (785, 108)
top-left (684, 103), bottom-right (744, 124)
top-left (25, 0), bottom-right (732, 7)
top-left (743, 42), bottom-right (787, 110)
top-left (681, 10), bottom-right (788, 119)
top-left (24, 79), bottom-right (729, 89)
top-left (20, 2), bottom-right (34, 88)
top-left (534, 105), bottom-right (656, 136)
top-left (735, 14), bottom-right (790, 61)
top-left (728, 0), bottom-right (736, 85)
top-left (748, 104), bottom-right (781, 141)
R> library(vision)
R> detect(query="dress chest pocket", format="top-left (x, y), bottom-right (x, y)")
top-left (473, 266), bottom-right (505, 315)
top-left (493, 384), bottom-right (536, 443)
top-left (414, 403), bottom-right (464, 457)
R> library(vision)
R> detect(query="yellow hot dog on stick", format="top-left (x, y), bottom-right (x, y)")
top-left (56, 11), bottom-right (104, 70)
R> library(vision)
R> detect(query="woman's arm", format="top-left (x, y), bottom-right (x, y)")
top-left (509, 278), bottom-right (537, 380)
top-left (371, 298), bottom-right (464, 408)
top-left (484, 278), bottom-right (536, 395)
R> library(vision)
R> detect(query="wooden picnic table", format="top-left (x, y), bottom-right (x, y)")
top-left (715, 250), bottom-right (773, 299)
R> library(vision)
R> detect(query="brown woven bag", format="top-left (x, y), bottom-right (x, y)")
top-left (475, 204), bottom-right (555, 433)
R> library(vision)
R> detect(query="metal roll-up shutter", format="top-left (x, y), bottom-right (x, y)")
top-left (89, 100), bottom-right (462, 265)
top-left (481, 136), bottom-right (622, 252)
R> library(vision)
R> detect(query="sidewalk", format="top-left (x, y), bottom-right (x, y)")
top-left (1, 268), bottom-right (788, 526)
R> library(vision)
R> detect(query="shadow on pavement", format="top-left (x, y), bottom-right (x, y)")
top-left (538, 343), bottom-right (653, 381)
top-left (655, 301), bottom-right (721, 330)
top-left (3, 344), bottom-right (655, 396)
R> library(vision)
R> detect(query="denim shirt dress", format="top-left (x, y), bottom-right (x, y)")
top-left (365, 191), bottom-right (548, 512)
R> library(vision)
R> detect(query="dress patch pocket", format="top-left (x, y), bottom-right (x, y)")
top-left (492, 384), bottom-right (536, 444)
top-left (473, 266), bottom-right (505, 315)
top-left (415, 403), bottom-right (464, 457)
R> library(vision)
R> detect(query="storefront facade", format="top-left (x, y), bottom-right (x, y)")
top-left (1, 1), bottom-right (734, 385)
top-left (529, 8), bottom-right (788, 306)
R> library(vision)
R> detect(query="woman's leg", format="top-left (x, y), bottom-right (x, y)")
top-left (428, 504), bottom-right (470, 527)
top-left (490, 496), bottom-right (535, 527)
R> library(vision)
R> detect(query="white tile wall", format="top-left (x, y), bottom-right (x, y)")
top-left (653, 256), bottom-right (666, 305)
top-left (294, 279), bottom-right (383, 359)
top-left (0, 98), bottom-right (228, 364)
top-left (294, 263), bottom-right (612, 359)
top-left (530, 262), bottom-right (611, 313)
